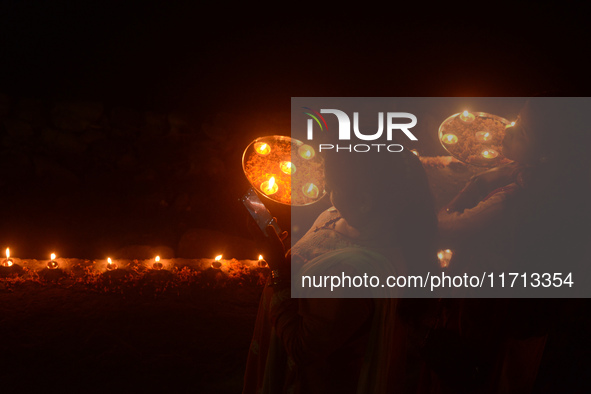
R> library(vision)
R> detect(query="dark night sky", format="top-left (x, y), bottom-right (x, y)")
top-left (1, 2), bottom-right (588, 110)
top-left (0, 2), bottom-right (589, 258)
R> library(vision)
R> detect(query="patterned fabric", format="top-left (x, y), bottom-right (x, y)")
top-left (243, 208), bottom-right (408, 394)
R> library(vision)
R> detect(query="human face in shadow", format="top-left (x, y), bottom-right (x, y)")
top-left (502, 119), bottom-right (537, 164)
top-left (329, 185), bottom-right (371, 231)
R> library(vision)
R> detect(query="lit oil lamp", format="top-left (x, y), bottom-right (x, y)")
top-left (258, 254), bottom-right (267, 267)
top-left (302, 182), bottom-right (319, 199)
top-left (2, 247), bottom-right (13, 267)
top-left (298, 144), bottom-right (315, 160)
top-left (437, 249), bottom-right (453, 268)
top-left (106, 257), bottom-right (117, 271)
top-left (211, 254), bottom-right (223, 269)
top-left (475, 131), bottom-right (492, 142)
top-left (442, 134), bottom-right (458, 145)
top-left (506, 120), bottom-right (516, 128)
top-left (254, 142), bottom-right (271, 155)
top-left (47, 253), bottom-right (59, 269)
top-left (261, 176), bottom-right (279, 195)
top-left (153, 255), bottom-right (163, 270)
top-left (481, 149), bottom-right (499, 159)
top-left (459, 110), bottom-right (475, 123)
top-left (279, 161), bottom-right (295, 175)
top-left (410, 149), bottom-right (419, 156)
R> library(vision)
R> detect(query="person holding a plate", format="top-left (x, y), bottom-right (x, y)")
top-left (243, 148), bottom-right (438, 394)
top-left (436, 98), bottom-right (591, 393)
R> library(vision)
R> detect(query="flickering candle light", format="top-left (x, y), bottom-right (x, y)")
top-left (258, 254), bottom-right (267, 267)
top-left (302, 182), bottom-right (319, 199)
top-left (153, 255), bottom-right (163, 270)
top-left (106, 257), bottom-right (117, 271)
top-left (481, 149), bottom-right (499, 159)
top-left (410, 149), bottom-right (419, 156)
top-left (260, 176), bottom-right (279, 195)
top-left (211, 254), bottom-right (223, 269)
top-left (298, 144), bottom-right (315, 160)
top-left (459, 110), bottom-right (475, 123)
top-left (2, 247), bottom-right (13, 267)
top-left (47, 253), bottom-right (59, 269)
top-left (442, 134), bottom-right (458, 145)
top-left (475, 131), bottom-right (492, 142)
top-left (437, 249), bottom-right (453, 268)
top-left (254, 142), bottom-right (271, 155)
top-left (279, 161), bottom-right (295, 175)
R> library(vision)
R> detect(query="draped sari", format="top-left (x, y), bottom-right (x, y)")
top-left (244, 208), bottom-right (410, 394)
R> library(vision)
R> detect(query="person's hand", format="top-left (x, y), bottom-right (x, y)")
top-left (246, 215), bottom-right (289, 272)
top-left (469, 163), bottom-right (518, 194)
top-left (259, 223), bottom-right (289, 272)
top-left (444, 164), bottom-right (518, 213)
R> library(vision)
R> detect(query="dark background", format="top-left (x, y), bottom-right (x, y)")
top-left (0, 2), bottom-right (588, 258)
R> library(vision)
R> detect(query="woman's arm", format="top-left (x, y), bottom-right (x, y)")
top-left (446, 164), bottom-right (519, 213)
top-left (438, 184), bottom-right (519, 245)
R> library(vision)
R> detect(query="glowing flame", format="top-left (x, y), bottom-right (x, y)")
top-left (442, 134), bottom-right (458, 144)
top-left (298, 145), bottom-right (315, 160)
top-left (459, 110), bottom-right (475, 123)
top-left (410, 149), bottom-right (419, 156)
top-left (475, 131), bottom-right (492, 142)
top-left (155, 256), bottom-right (160, 262)
top-left (437, 249), bottom-right (453, 268)
top-left (211, 254), bottom-right (223, 269)
top-left (482, 149), bottom-right (499, 159)
top-left (3, 247), bottom-right (13, 267)
top-left (511, 121), bottom-right (516, 126)
top-left (258, 255), bottom-right (263, 260)
top-left (105, 256), bottom-right (117, 270)
top-left (261, 176), bottom-right (279, 195)
top-left (280, 161), bottom-right (295, 175)
top-left (302, 182), bottom-right (319, 199)
top-left (47, 253), bottom-right (59, 269)
top-left (254, 142), bottom-right (271, 155)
